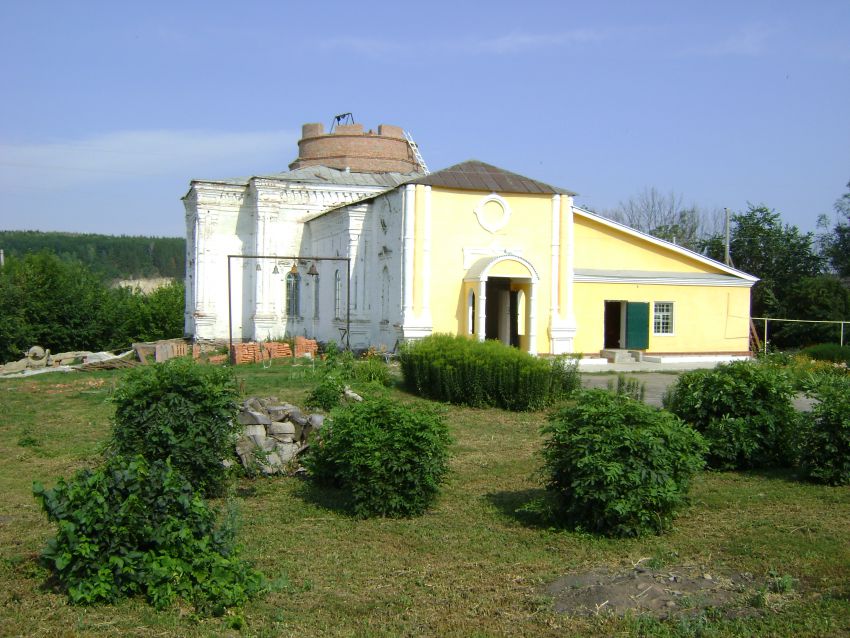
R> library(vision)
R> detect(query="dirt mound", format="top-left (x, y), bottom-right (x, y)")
top-left (544, 567), bottom-right (771, 619)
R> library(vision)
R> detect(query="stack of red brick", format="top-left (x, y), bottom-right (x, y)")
top-left (225, 339), bottom-right (319, 365)
top-left (294, 336), bottom-right (319, 358)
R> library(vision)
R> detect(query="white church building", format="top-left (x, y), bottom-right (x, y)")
top-left (183, 119), bottom-right (755, 358)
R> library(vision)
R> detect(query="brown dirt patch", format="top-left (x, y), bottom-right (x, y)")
top-left (544, 567), bottom-right (772, 619)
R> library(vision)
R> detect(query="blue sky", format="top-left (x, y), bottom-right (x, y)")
top-left (1, 0), bottom-right (848, 237)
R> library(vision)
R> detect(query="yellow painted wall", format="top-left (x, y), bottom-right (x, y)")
top-left (574, 214), bottom-right (728, 274)
top-left (418, 187), bottom-right (752, 356)
top-left (424, 188), bottom-right (555, 354)
top-left (573, 283), bottom-right (751, 354)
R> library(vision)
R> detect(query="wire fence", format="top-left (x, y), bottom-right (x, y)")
top-left (752, 317), bottom-right (848, 353)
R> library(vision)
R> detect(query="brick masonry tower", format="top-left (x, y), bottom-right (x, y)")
top-left (289, 122), bottom-right (421, 173)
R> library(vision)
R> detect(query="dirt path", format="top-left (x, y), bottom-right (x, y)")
top-left (580, 371), bottom-right (815, 411)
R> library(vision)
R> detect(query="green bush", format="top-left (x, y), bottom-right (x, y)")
top-left (800, 377), bottom-right (850, 485)
top-left (801, 343), bottom-right (850, 366)
top-left (304, 396), bottom-right (452, 518)
top-left (110, 358), bottom-right (239, 496)
top-left (33, 455), bottom-right (265, 614)
top-left (541, 390), bottom-right (706, 537)
top-left (354, 356), bottom-right (392, 387)
top-left (662, 361), bottom-right (799, 469)
top-left (399, 334), bottom-right (579, 411)
top-left (305, 375), bottom-right (345, 411)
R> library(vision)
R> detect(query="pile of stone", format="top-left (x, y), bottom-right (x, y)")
top-left (234, 397), bottom-right (325, 475)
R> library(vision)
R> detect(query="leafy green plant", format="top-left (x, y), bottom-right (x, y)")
top-left (799, 376), bottom-right (850, 485)
top-left (304, 396), bottom-right (452, 518)
top-left (607, 373), bottom-right (646, 402)
top-left (110, 358), bottom-right (240, 496)
top-left (541, 390), bottom-right (706, 537)
top-left (800, 343), bottom-right (850, 366)
top-left (305, 375), bottom-right (345, 411)
top-left (354, 356), bottom-right (391, 387)
top-left (33, 455), bottom-right (265, 614)
top-left (662, 361), bottom-right (799, 469)
top-left (399, 334), bottom-right (579, 411)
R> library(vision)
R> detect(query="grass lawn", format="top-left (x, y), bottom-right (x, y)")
top-left (1, 362), bottom-right (848, 637)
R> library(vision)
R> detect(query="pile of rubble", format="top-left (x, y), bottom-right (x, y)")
top-left (233, 397), bottom-right (325, 475)
top-left (0, 345), bottom-right (137, 377)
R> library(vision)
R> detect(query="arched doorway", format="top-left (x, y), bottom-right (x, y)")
top-left (464, 254), bottom-right (539, 355)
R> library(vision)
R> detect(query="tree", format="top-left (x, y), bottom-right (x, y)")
top-left (822, 180), bottom-right (850, 277)
top-left (0, 252), bottom-right (185, 363)
top-left (602, 187), bottom-right (723, 250)
top-left (771, 275), bottom-right (850, 346)
top-left (705, 205), bottom-right (824, 320)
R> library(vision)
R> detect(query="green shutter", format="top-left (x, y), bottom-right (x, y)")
top-left (625, 302), bottom-right (650, 349)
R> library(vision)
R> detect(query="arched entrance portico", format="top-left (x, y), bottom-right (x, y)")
top-left (464, 254), bottom-right (540, 355)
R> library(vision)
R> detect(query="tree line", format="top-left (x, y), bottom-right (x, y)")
top-left (0, 231), bottom-right (184, 280)
top-left (0, 251), bottom-right (185, 363)
top-left (600, 180), bottom-right (850, 348)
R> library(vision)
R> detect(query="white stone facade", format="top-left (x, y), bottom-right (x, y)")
top-left (183, 168), bottom-right (414, 349)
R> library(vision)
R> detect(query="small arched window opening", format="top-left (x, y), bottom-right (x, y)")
top-left (334, 270), bottom-right (342, 319)
top-left (286, 272), bottom-right (301, 317)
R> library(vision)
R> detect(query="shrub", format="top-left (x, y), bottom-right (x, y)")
top-left (110, 358), bottom-right (240, 496)
top-left (399, 334), bottom-right (579, 411)
top-left (33, 455), bottom-right (265, 614)
top-left (662, 361), bottom-right (799, 469)
top-left (354, 356), bottom-right (392, 387)
top-left (801, 343), bottom-right (850, 366)
top-left (541, 390), bottom-right (706, 537)
top-left (304, 396), bottom-right (452, 518)
top-left (305, 375), bottom-right (345, 411)
top-left (607, 373), bottom-right (646, 402)
top-left (800, 376), bottom-right (850, 485)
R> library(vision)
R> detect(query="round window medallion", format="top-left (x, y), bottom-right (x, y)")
top-left (473, 193), bottom-right (511, 233)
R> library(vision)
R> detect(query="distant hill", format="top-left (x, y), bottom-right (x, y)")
top-left (0, 231), bottom-right (185, 281)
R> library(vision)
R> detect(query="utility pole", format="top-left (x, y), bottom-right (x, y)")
top-left (723, 208), bottom-right (732, 266)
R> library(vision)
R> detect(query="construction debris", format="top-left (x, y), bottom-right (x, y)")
top-left (0, 346), bottom-right (138, 378)
top-left (233, 396), bottom-right (325, 475)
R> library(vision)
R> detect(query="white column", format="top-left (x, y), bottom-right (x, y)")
top-left (422, 185), bottom-right (432, 323)
top-left (528, 279), bottom-right (538, 356)
top-left (564, 203), bottom-right (576, 325)
top-left (477, 279), bottom-right (487, 342)
top-left (402, 184), bottom-right (415, 322)
top-left (550, 194), bottom-right (561, 352)
top-left (255, 211), bottom-right (271, 313)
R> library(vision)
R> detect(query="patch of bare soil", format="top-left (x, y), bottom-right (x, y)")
top-left (545, 567), bottom-right (768, 619)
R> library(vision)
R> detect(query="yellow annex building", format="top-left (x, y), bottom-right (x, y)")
top-left (184, 121), bottom-right (756, 362)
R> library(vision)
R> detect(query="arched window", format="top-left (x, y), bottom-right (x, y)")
top-left (334, 270), bottom-right (342, 319)
top-left (467, 289), bottom-right (475, 335)
top-left (286, 272), bottom-right (300, 317)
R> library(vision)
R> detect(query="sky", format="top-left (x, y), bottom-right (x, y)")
top-left (0, 0), bottom-right (848, 237)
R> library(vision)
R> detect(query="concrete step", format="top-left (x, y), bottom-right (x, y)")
top-left (600, 349), bottom-right (636, 363)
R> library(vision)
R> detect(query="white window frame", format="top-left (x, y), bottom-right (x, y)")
top-left (286, 272), bottom-right (301, 317)
top-left (653, 301), bottom-right (674, 336)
